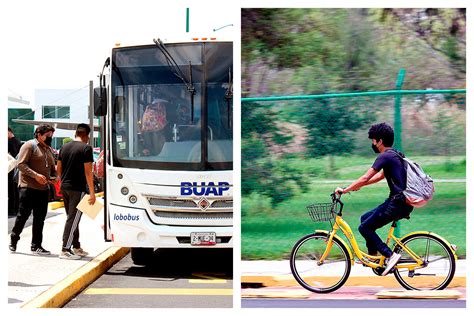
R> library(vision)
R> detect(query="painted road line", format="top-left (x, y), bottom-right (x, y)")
top-left (83, 288), bottom-right (233, 296)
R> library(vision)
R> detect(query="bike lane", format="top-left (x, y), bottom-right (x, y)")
top-left (241, 260), bottom-right (466, 301)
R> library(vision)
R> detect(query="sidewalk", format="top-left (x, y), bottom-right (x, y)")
top-left (8, 200), bottom-right (128, 308)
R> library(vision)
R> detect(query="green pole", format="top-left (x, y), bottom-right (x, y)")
top-left (394, 68), bottom-right (405, 238)
top-left (186, 8), bottom-right (190, 33)
top-left (394, 69), bottom-right (405, 152)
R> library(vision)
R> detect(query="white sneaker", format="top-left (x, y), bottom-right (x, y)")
top-left (73, 247), bottom-right (89, 257)
top-left (382, 253), bottom-right (401, 276)
top-left (59, 249), bottom-right (82, 260)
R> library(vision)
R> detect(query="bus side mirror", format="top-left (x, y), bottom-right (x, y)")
top-left (94, 87), bottom-right (107, 116)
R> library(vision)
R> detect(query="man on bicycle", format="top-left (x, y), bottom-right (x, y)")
top-left (335, 122), bottom-right (413, 276)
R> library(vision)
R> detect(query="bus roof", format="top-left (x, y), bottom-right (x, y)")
top-left (112, 36), bottom-right (232, 49)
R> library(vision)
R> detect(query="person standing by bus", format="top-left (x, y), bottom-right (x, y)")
top-left (9, 124), bottom-right (57, 254)
top-left (57, 124), bottom-right (96, 260)
top-left (8, 127), bottom-right (23, 216)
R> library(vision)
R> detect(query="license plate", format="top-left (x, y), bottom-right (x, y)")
top-left (191, 232), bottom-right (216, 246)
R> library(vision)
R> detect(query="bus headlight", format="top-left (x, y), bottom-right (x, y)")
top-left (121, 186), bottom-right (129, 195)
top-left (129, 195), bottom-right (138, 204)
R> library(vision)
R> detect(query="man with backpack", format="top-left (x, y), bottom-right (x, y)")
top-left (335, 122), bottom-right (421, 276)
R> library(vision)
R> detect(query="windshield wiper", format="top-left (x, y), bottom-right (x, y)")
top-left (224, 67), bottom-right (233, 128)
top-left (153, 38), bottom-right (196, 123)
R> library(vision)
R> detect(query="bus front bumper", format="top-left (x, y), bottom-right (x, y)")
top-left (108, 204), bottom-right (233, 248)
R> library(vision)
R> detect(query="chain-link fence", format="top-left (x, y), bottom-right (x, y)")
top-left (241, 89), bottom-right (466, 260)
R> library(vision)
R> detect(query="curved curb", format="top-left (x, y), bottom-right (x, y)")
top-left (21, 247), bottom-right (130, 308)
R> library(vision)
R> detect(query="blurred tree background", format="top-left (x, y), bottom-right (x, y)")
top-left (240, 9), bottom-right (466, 259)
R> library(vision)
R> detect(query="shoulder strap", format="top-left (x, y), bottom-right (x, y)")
top-left (386, 148), bottom-right (405, 159)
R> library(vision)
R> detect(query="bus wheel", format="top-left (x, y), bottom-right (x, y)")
top-left (131, 247), bottom-right (154, 265)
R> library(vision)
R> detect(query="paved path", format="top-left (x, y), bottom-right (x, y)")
top-left (8, 201), bottom-right (114, 307)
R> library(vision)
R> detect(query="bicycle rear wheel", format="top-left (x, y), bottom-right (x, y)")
top-left (290, 232), bottom-right (351, 293)
top-left (394, 233), bottom-right (456, 290)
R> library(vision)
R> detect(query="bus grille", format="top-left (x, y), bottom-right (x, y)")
top-left (144, 195), bottom-right (233, 226)
top-left (153, 211), bottom-right (233, 220)
top-left (146, 196), bottom-right (233, 211)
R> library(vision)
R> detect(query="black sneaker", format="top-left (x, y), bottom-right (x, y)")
top-left (31, 246), bottom-right (51, 256)
top-left (9, 240), bottom-right (17, 252)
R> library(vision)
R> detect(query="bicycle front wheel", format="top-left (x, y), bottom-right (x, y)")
top-left (290, 232), bottom-right (351, 293)
top-left (394, 233), bottom-right (456, 290)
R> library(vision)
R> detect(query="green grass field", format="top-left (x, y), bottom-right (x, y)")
top-left (242, 156), bottom-right (466, 260)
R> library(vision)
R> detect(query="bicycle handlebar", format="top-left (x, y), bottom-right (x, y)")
top-left (330, 192), bottom-right (344, 215)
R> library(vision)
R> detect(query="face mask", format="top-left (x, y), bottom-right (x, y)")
top-left (44, 136), bottom-right (53, 146)
top-left (371, 143), bottom-right (380, 153)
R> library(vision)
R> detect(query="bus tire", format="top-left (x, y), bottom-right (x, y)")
top-left (131, 247), bottom-right (154, 265)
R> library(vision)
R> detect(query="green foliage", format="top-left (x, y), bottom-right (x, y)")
top-left (242, 8), bottom-right (465, 95)
top-left (302, 98), bottom-right (375, 157)
top-left (62, 137), bottom-right (73, 145)
top-left (241, 102), bottom-right (308, 206)
top-left (241, 8), bottom-right (465, 209)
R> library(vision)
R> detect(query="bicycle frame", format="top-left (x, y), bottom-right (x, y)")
top-left (319, 215), bottom-right (425, 270)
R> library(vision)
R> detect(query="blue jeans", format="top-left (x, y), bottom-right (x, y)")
top-left (358, 194), bottom-right (413, 257)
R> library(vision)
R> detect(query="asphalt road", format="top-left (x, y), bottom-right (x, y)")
top-left (242, 299), bottom-right (466, 308)
top-left (64, 248), bottom-right (233, 308)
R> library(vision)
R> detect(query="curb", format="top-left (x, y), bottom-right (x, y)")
top-left (242, 288), bottom-right (311, 299)
top-left (48, 201), bottom-right (64, 210)
top-left (241, 275), bottom-right (466, 288)
top-left (376, 289), bottom-right (463, 299)
top-left (21, 247), bottom-right (130, 308)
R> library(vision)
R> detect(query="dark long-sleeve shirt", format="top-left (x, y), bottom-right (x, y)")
top-left (17, 139), bottom-right (56, 190)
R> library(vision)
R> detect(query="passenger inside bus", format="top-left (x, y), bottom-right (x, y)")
top-left (141, 98), bottom-right (168, 156)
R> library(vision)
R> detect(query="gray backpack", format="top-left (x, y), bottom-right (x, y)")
top-left (390, 149), bottom-right (435, 208)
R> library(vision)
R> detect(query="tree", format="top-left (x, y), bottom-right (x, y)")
top-left (241, 102), bottom-right (308, 206)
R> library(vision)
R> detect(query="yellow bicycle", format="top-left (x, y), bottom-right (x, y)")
top-left (290, 193), bottom-right (457, 293)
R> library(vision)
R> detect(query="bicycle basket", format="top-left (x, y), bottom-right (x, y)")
top-left (306, 202), bottom-right (336, 222)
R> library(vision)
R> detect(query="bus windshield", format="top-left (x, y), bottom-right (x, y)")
top-left (111, 42), bottom-right (233, 171)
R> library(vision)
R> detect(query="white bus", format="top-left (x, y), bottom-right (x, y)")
top-left (94, 37), bottom-right (233, 265)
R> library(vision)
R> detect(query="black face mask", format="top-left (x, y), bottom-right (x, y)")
top-left (371, 143), bottom-right (380, 153)
top-left (44, 136), bottom-right (53, 146)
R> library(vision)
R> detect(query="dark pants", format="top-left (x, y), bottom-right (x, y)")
top-left (62, 190), bottom-right (84, 250)
top-left (358, 194), bottom-right (414, 258)
top-left (8, 171), bottom-right (19, 215)
top-left (11, 187), bottom-right (50, 248)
